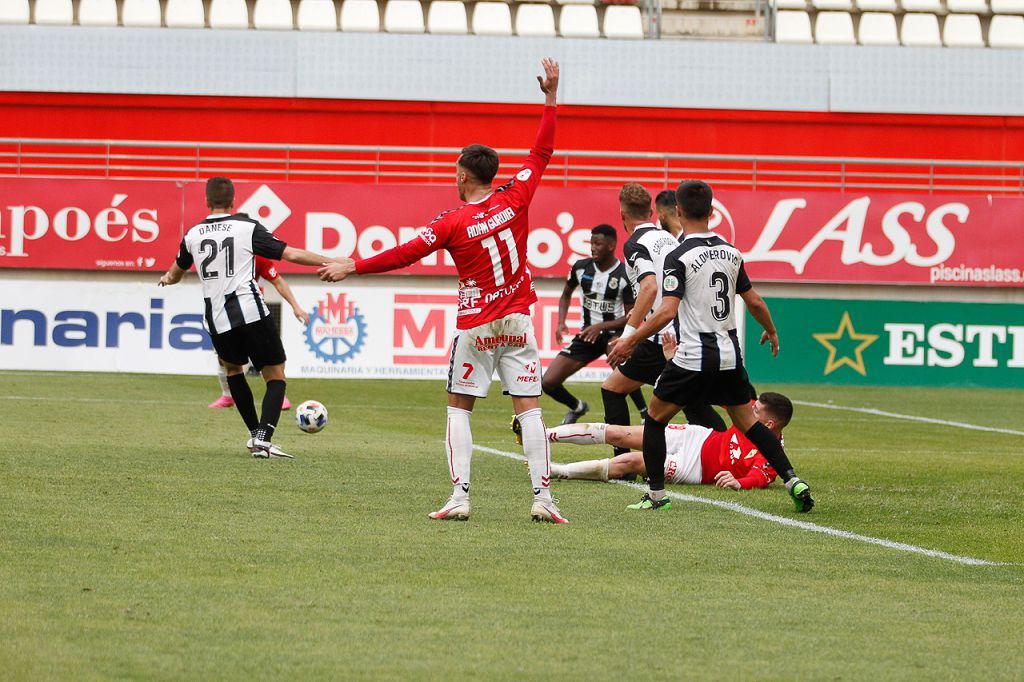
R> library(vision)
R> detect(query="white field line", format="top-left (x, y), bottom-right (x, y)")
top-left (472, 444), bottom-right (1012, 568)
top-left (793, 400), bottom-right (1024, 437)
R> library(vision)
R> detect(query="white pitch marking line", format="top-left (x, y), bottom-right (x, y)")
top-left (793, 400), bottom-right (1024, 437)
top-left (473, 444), bottom-right (1012, 568)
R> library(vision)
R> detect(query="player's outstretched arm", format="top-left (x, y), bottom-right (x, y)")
top-left (280, 246), bottom-right (333, 268)
top-left (740, 288), bottom-right (779, 357)
top-left (555, 280), bottom-right (574, 344)
top-left (318, 257), bottom-right (357, 283)
top-left (537, 57), bottom-right (559, 106)
top-left (158, 263), bottom-right (185, 287)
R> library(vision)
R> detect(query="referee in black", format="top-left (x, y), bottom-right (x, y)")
top-left (607, 180), bottom-right (814, 513)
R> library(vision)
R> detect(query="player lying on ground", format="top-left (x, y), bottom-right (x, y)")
top-left (543, 392), bottom-right (792, 497)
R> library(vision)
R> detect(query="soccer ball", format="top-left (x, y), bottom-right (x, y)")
top-left (295, 400), bottom-right (328, 433)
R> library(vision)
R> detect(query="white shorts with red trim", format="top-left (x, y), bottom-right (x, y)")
top-left (663, 424), bottom-right (706, 485)
top-left (446, 313), bottom-right (542, 398)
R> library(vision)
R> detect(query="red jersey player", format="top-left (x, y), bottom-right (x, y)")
top-left (208, 256), bottom-right (309, 410)
top-left (318, 59), bottom-right (566, 524)
top-left (541, 392), bottom-right (792, 490)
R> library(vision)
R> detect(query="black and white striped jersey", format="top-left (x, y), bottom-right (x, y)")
top-left (566, 258), bottom-right (634, 330)
top-left (176, 213), bottom-right (288, 335)
top-left (622, 222), bottom-right (680, 343)
top-left (660, 231), bottom-right (752, 371)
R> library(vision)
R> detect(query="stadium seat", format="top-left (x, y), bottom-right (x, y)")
top-left (602, 5), bottom-right (644, 38)
top-left (78, 0), bottom-right (118, 25)
top-left (254, 0), bottom-right (295, 28)
top-left (427, 0), bottom-right (468, 33)
top-left (0, 0), bottom-right (29, 23)
top-left (557, 0), bottom-right (598, 4)
top-left (858, 11), bottom-right (899, 43)
top-left (209, 0), bottom-right (250, 27)
top-left (856, 0), bottom-right (897, 10)
top-left (384, 0), bottom-right (425, 32)
top-left (900, 12), bottom-right (941, 45)
top-left (815, 10), bottom-right (856, 42)
top-left (559, 4), bottom-right (599, 36)
top-left (946, 0), bottom-right (987, 11)
top-left (990, 0), bottom-right (1024, 12)
top-left (772, 0), bottom-right (809, 9)
top-left (942, 13), bottom-right (983, 44)
top-left (166, 0), bottom-right (206, 27)
top-left (472, 2), bottom-right (512, 34)
top-left (900, 0), bottom-right (942, 11)
top-left (812, 0), bottom-right (853, 10)
top-left (340, 0), bottom-right (380, 30)
top-left (122, 0), bottom-right (161, 26)
top-left (775, 10), bottom-right (813, 41)
top-left (515, 3), bottom-right (556, 35)
top-left (297, 0), bottom-right (339, 29)
top-left (988, 14), bottom-right (1024, 44)
top-left (34, 0), bottom-right (73, 24)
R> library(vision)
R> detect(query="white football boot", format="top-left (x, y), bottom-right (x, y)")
top-left (531, 498), bottom-right (569, 524)
top-left (428, 497), bottom-right (471, 521)
top-left (246, 438), bottom-right (294, 459)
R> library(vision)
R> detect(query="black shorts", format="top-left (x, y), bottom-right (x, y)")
top-left (558, 333), bottom-right (611, 364)
top-left (211, 317), bottom-right (286, 369)
top-left (653, 362), bottom-right (755, 408)
top-left (618, 339), bottom-right (670, 386)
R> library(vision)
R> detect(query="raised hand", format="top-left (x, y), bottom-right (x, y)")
top-left (537, 58), bottom-right (559, 104)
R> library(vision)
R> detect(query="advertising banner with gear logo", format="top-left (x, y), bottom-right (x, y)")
top-left (743, 298), bottom-right (1024, 388)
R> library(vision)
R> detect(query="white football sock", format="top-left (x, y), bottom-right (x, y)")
top-left (552, 458), bottom-right (610, 482)
top-left (217, 364), bottom-right (231, 397)
top-left (445, 407), bottom-right (473, 500)
top-left (546, 422), bottom-right (607, 445)
top-left (518, 408), bottom-right (552, 501)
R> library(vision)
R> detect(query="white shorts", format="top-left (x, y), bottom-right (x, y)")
top-left (662, 424), bottom-right (706, 485)
top-left (446, 313), bottom-right (542, 398)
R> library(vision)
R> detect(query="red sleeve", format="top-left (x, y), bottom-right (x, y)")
top-left (354, 225), bottom-right (445, 275)
top-left (255, 257), bottom-right (279, 281)
top-left (500, 105), bottom-right (556, 209)
top-left (736, 458), bottom-right (777, 489)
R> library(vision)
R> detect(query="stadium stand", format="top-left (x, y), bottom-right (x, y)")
top-left (815, 10), bottom-right (856, 42)
top-left (858, 11), bottom-right (900, 42)
top-left (122, 0), bottom-right (162, 26)
top-left (297, 0), bottom-right (339, 29)
top-left (165, 0), bottom-right (206, 26)
top-left (34, 0), bottom-right (74, 25)
top-left (602, 5), bottom-right (644, 37)
top-left (0, 0), bottom-right (30, 23)
top-left (209, 0), bottom-right (250, 28)
top-left (79, 0), bottom-right (119, 25)
top-left (775, 9), bottom-right (814, 41)
top-left (559, 4), bottom-right (600, 36)
top-left (254, 0), bottom-right (296, 28)
top-left (427, 1), bottom-right (469, 33)
top-left (472, 1), bottom-right (513, 34)
top-left (988, 13), bottom-right (1024, 44)
top-left (384, 0), bottom-right (425, 32)
top-left (900, 12), bottom-right (941, 44)
top-left (900, 0), bottom-right (942, 12)
top-left (943, 12), bottom-right (984, 44)
top-left (514, 3), bottom-right (557, 35)
top-left (340, 0), bottom-right (381, 30)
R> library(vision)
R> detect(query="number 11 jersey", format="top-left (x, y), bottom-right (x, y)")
top-left (353, 106), bottom-right (556, 330)
top-left (176, 213), bottom-right (287, 335)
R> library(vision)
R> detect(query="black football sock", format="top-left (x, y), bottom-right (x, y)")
top-left (601, 388), bottom-right (631, 455)
top-left (226, 373), bottom-right (259, 434)
top-left (256, 379), bottom-right (287, 442)
top-left (544, 383), bottom-right (579, 410)
top-left (642, 415), bottom-right (669, 492)
top-left (745, 422), bottom-right (796, 483)
top-left (629, 388), bottom-right (647, 412)
top-left (683, 405), bottom-right (727, 432)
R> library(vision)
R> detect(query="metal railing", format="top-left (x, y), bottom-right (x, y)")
top-left (1, 138), bottom-right (1022, 195)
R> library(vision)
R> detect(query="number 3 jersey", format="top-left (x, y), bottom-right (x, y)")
top-left (352, 106), bottom-right (557, 330)
top-left (175, 213), bottom-right (287, 335)
top-left (660, 231), bottom-right (751, 371)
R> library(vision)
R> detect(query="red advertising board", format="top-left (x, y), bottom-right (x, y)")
top-left (2, 178), bottom-right (1022, 286)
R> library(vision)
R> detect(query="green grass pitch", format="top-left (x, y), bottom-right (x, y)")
top-left (2, 371), bottom-right (1023, 679)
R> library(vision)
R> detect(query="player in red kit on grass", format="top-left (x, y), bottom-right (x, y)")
top-left (318, 59), bottom-right (567, 524)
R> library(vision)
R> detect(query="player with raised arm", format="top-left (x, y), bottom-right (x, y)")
top-left (318, 59), bottom-right (567, 524)
top-left (544, 223), bottom-right (646, 425)
top-left (545, 391), bottom-right (791, 493)
top-left (159, 176), bottom-right (334, 459)
top-left (607, 179), bottom-right (813, 512)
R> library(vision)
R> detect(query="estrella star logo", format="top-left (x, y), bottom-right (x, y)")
top-left (812, 311), bottom-right (879, 377)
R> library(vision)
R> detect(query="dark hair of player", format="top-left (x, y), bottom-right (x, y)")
top-left (591, 224), bottom-right (617, 242)
top-left (458, 144), bottom-right (500, 184)
top-left (618, 183), bottom-right (652, 220)
top-left (759, 392), bottom-right (794, 430)
top-left (206, 176), bottom-right (235, 209)
top-left (675, 179), bottom-right (714, 219)
top-left (655, 189), bottom-right (677, 209)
